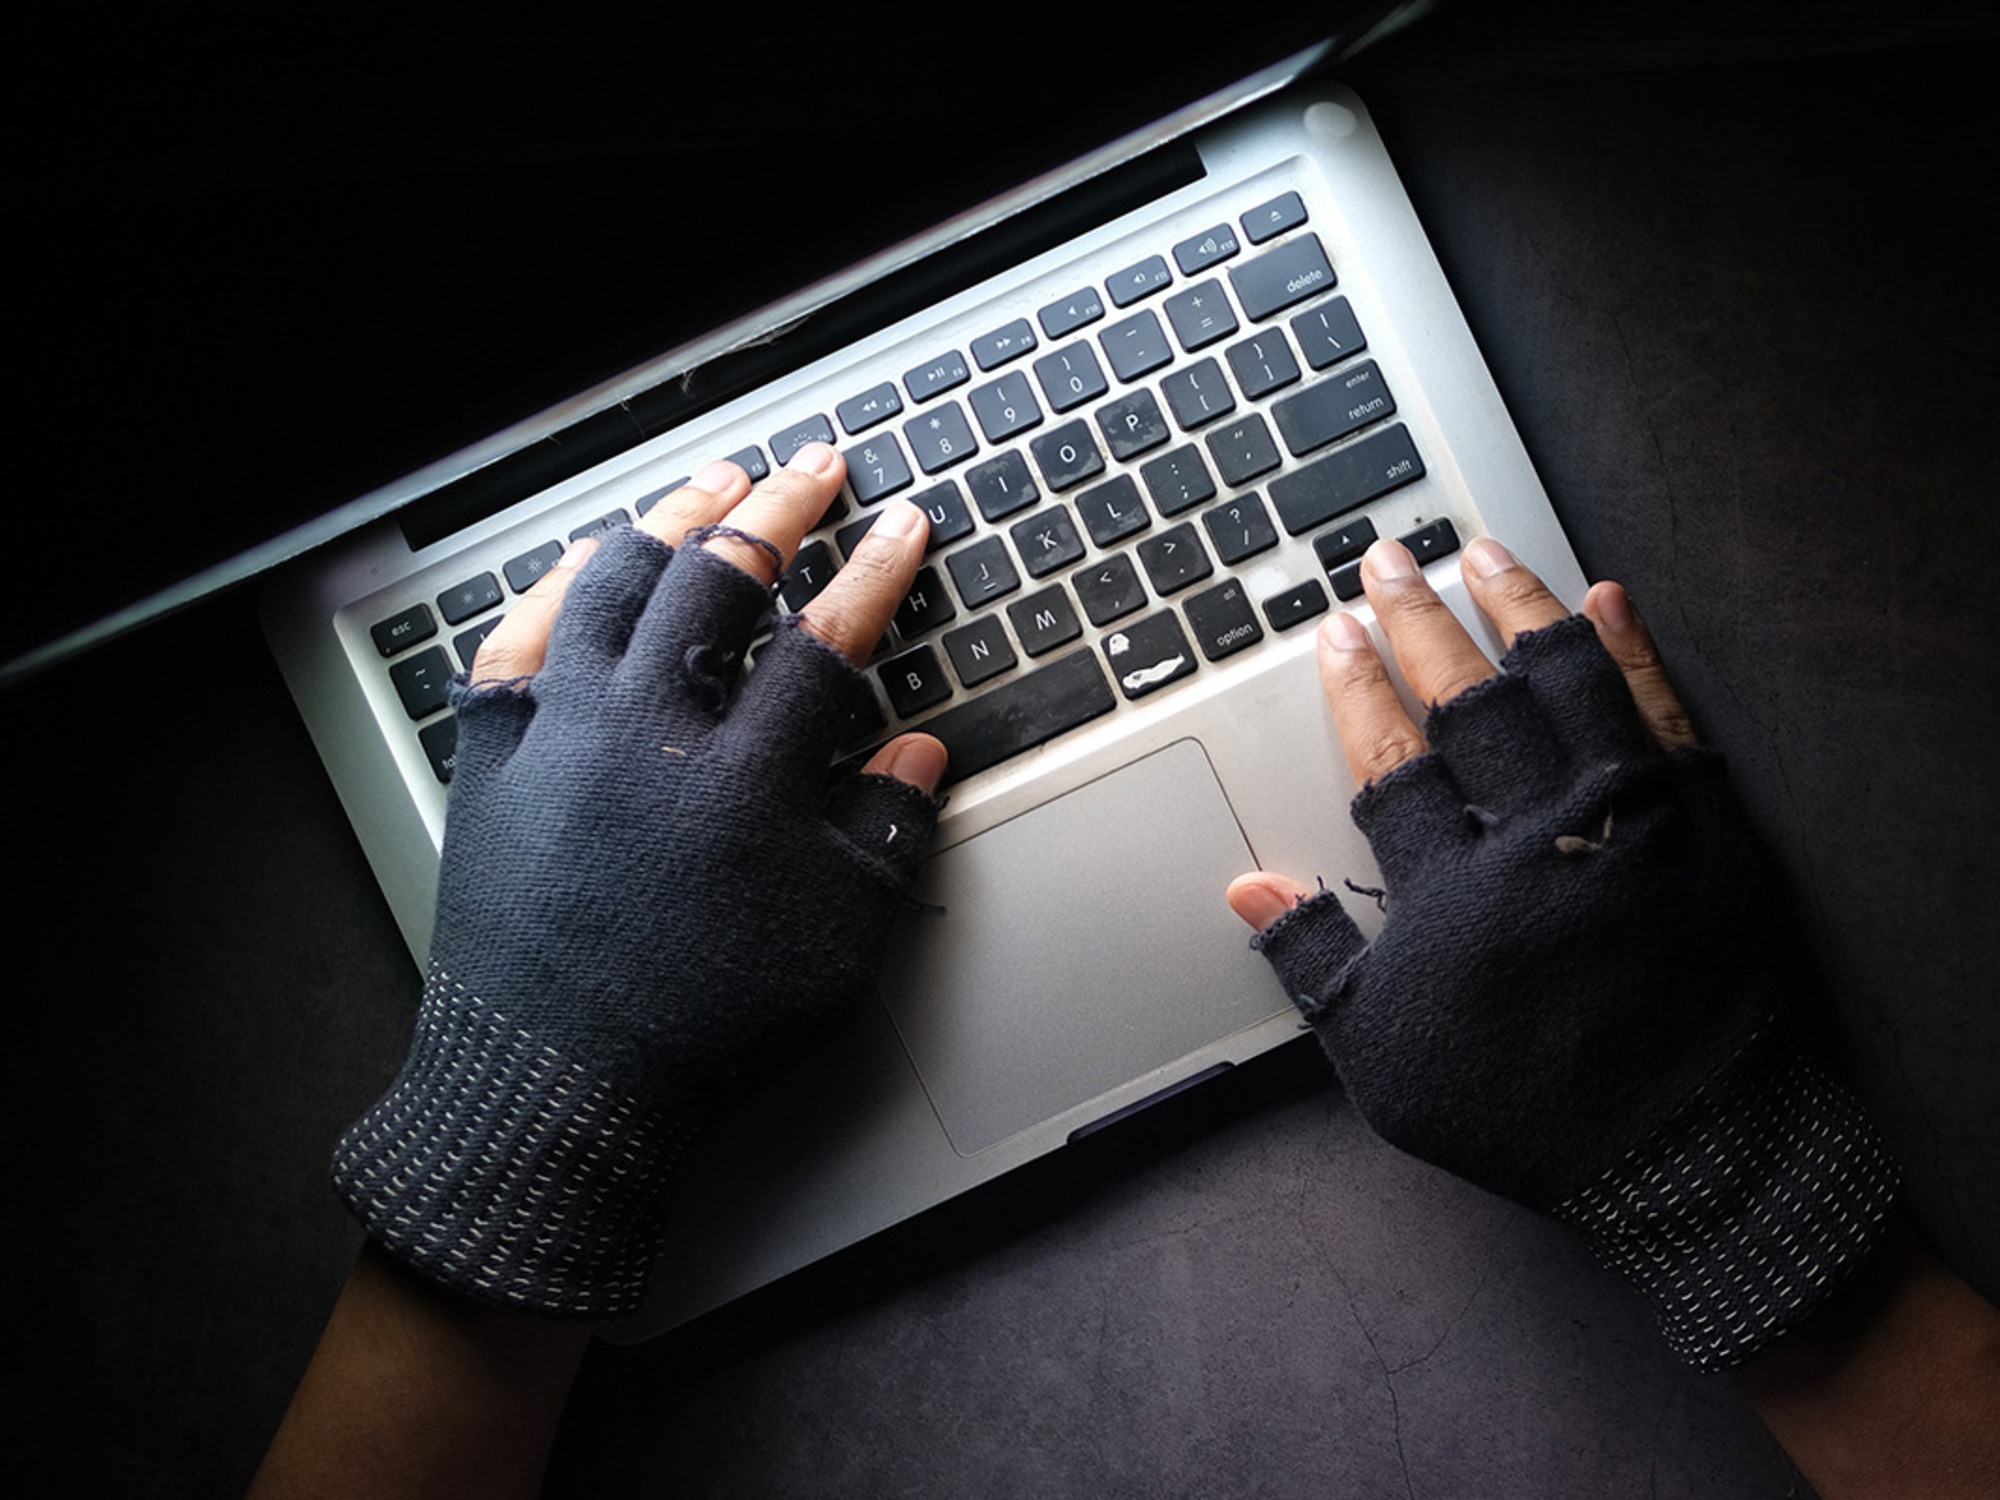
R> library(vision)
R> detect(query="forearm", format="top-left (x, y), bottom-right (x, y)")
top-left (251, 1240), bottom-right (592, 1500)
top-left (1734, 1221), bottom-right (2000, 1500)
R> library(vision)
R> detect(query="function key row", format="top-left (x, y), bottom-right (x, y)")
top-left (820, 190), bottom-right (1319, 445)
top-left (824, 288), bottom-right (1368, 515)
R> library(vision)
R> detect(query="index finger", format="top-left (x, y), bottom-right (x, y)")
top-left (795, 499), bottom-right (929, 664)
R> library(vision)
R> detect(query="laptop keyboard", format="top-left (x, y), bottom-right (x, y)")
top-left (369, 190), bottom-right (1452, 788)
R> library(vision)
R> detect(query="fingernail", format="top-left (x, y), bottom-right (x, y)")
top-left (867, 499), bottom-right (924, 540)
top-left (1231, 880), bottom-right (1298, 932)
top-left (1463, 537), bottom-right (1517, 578)
top-left (555, 536), bottom-right (598, 570)
top-left (691, 459), bottom-right (741, 492)
top-left (879, 734), bottom-right (948, 793)
top-left (1363, 538), bottom-right (1417, 581)
top-left (1323, 611), bottom-right (1372, 651)
top-left (1595, 581), bottom-right (1635, 630)
top-left (786, 441), bottom-right (838, 476)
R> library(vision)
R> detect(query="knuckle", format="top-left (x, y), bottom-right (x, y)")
top-left (1354, 726), bottom-right (1426, 783)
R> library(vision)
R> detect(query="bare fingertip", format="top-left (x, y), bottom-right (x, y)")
top-left (870, 733), bottom-right (948, 794)
top-left (555, 535), bottom-right (598, 571)
top-left (786, 441), bottom-right (840, 477)
top-left (1226, 873), bottom-right (1308, 933)
top-left (1462, 536), bottom-right (1518, 579)
top-left (1321, 610), bottom-right (1373, 651)
top-left (1586, 579), bottom-right (1636, 632)
top-left (690, 459), bottom-right (745, 493)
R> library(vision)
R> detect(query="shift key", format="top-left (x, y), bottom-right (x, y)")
top-left (1267, 423), bottom-right (1426, 536)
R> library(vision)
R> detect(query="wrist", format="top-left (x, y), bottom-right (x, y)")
top-left (1551, 1032), bottom-right (1901, 1372)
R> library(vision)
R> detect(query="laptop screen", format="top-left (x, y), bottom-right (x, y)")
top-left (7, 12), bottom-right (1407, 679)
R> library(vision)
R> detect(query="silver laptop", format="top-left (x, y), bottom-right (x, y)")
top-left (257, 26), bottom-right (1587, 1340)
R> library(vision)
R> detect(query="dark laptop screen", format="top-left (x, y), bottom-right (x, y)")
top-left (9, 13), bottom-right (1389, 675)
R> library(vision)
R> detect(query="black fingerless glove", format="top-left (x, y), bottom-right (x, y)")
top-left (332, 527), bottom-right (939, 1318)
top-left (1254, 615), bottom-right (1899, 1371)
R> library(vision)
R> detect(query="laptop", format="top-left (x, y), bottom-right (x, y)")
top-left (54, 8), bottom-right (1588, 1338)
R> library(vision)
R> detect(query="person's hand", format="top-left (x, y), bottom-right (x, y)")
top-left (1226, 535), bottom-right (1901, 1373)
top-left (332, 445), bottom-right (948, 1319)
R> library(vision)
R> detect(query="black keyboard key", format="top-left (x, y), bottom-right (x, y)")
top-left (1201, 493), bottom-right (1278, 565)
top-left (837, 381), bottom-right (903, 434)
top-left (1074, 553), bottom-right (1147, 627)
top-left (1139, 445), bottom-right (1216, 516)
top-left (1007, 585), bottom-right (1083, 657)
top-left (943, 615), bottom-right (1019, 689)
top-left (1225, 330), bottom-right (1301, 400)
top-left (779, 539), bottom-right (839, 611)
top-left (389, 646), bottom-right (454, 720)
top-left (1229, 233), bottom-right (1336, 320)
top-left (419, 716), bottom-right (459, 784)
top-left (502, 541), bottom-right (565, 594)
top-left (1242, 190), bottom-right (1307, 244)
top-left (371, 602), bottom-right (436, 657)
top-left (1038, 287), bottom-right (1105, 340)
top-left (1267, 423), bottom-right (1425, 535)
top-left (945, 536), bottom-right (1021, 609)
top-left (1204, 414), bottom-right (1281, 486)
top-left (1401, 517), bottom-right (1462, 567)
top-left (1263, 579), bottom-right (1329, 631)
top-left (844, 432), bottom-right (915, 504)
top-left (893, 566), bottom-right (957, 637)
top-left (880, 643), bottom-right (953, 717)
top-left (1312, 517), bottom-right (1378, 573)
top-left (904, 401), bottom-right (978, 474)
top-left (453, 618), bottom-right (502, 670)
top-left (912, 480), bottom-right (975, 549)
top-left (1095, 388), bottom-right (1170, 461)
top-left (1028, 420), bottom-right (1104, 492)
top-left (905, 351), bottom-right (969, 402)
top-left (770, 415), bottom-right (836, 466)
top-left (1172, 223), bottom-right (1240, 275)
top-left (1100, 308), bottom-right (1173, 382)
top-left (569, 510), bottom-right (631, 543)
top-left (1102, 611), bottom-right (1197, 700)
top-left (725, 445), bottom-right (770, 481)
top-left (1137, 523), bottom-right (1212, 595)
top-left (921, 649), bottom-right (1116, 784)
top-left (1161, 357), bottom-right (1236, 430)
top-left (968, 369), bottom-right (1044, 443)
top-left (1074, 474), bottom-right (1151, 548)
top-left (1009, 505), bottom-right (1086, 578)
top-left (1330, 561), bottom-right (1365, 601)
top-left (1163, 280), bottom-right (1238, 352)
top-left (1182, 579), bottom-right (1264, 661)
top-left (1272, 359), bottom-right (1396, 457)
top-left (972, 318), bottom-right (1037, 371)
top-left (634, 479), bottom-right (686, 517)
top-left (1291, 297), bottom-right (1367, 370)
top-left (1107, 253), bottom-right (1172, 306)
top-left (966, 451), bottom-right (1039, 521)
top-left (1033, 343), bottom-right (1108, 412)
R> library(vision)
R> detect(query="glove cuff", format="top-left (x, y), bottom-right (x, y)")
top-left (332, 964), bottom-right (696, 1320)
top-left (1552, 1032), bottom-right (1901, 1372)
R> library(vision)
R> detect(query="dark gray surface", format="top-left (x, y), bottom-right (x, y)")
top-left (14, 8), bottom-right (1997, 1496)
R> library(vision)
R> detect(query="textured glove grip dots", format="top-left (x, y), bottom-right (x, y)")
top-left (334, 528), bottom-right (941, 1318)
top-left (1255, 615), bottom-right (1899, 1371)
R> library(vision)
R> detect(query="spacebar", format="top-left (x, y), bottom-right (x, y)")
top-left (923, 650), bottom-right (1116, 786)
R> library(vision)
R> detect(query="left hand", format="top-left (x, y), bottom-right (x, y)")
top-left (331, 444), bottom-right (949, 1319)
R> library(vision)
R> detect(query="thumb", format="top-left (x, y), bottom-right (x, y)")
top-left (1226, 871), bottom-right (1317, 932)
top-left (860, 732), bottom-right (948, 795)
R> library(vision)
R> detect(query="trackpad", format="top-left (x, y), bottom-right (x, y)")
top-left (878, 738), bottom-right (1285, 1156)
